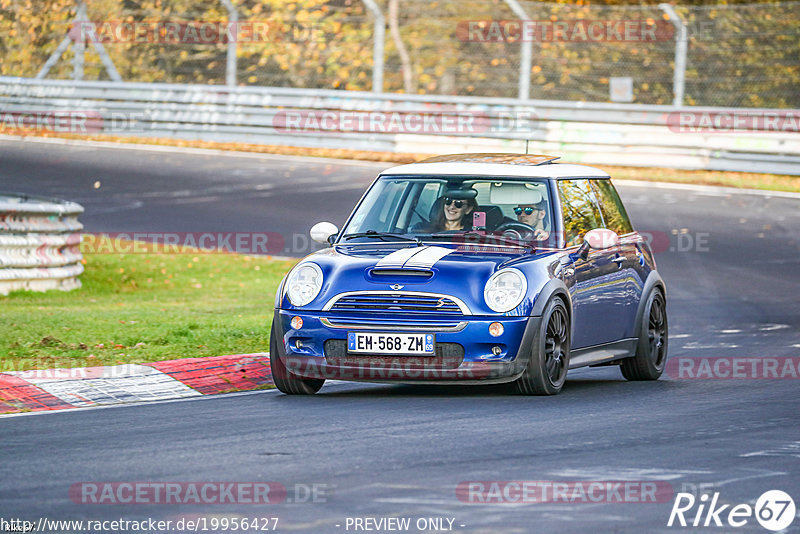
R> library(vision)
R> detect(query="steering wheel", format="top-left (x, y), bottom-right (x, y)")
top-left (494, 221), bottom-right (535, 240)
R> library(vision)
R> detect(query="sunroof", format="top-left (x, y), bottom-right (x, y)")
top-left (417, 153), bottom-right (560, 166)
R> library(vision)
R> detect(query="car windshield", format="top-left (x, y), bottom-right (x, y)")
top-left (339, 176), bottom-right (554, 246)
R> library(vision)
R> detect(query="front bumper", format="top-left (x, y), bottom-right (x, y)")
top-left (272, 310), bottom-right (541, 384)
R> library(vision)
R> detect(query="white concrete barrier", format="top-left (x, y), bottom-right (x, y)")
top-left (1, 76), bottom-right (798, 175)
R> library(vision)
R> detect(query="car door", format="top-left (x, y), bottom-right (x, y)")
top-left (590, 179), bottom-right (641, 339)
top-left (557, 178), bottom-right (628, 348)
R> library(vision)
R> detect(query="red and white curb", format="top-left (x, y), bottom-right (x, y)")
top-left (0, 353), bottom-right (272, 415)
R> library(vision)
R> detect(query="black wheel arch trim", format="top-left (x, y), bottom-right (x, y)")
top-left (531, 278), bottom-right (572, 320)
top-left (633, 271), bottom-right (666, 341)
top-left (270, 314), bottom-right (288, 358)
top-left (274, 274), bottom-right (288, 309)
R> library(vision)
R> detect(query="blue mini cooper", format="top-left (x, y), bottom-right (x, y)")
top-left (270, 154), bottom-right (667, 395)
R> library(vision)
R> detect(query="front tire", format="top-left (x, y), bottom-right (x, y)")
top-left (269, 319), bottom-right (325, 395)
top-left (621, 288), bottom-right (668, 381)
top-left (515, 298), bottom-right (570, 395)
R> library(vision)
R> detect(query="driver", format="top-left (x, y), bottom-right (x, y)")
top-left (514, 200), bottom-right (550, 241)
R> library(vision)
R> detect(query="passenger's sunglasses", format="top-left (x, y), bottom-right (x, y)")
top-left (514, 206), bottom-right (541, 215)
top-left (444, 198), bottom-right (465, 208)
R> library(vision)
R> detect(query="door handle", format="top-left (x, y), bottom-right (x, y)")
top-left (612, 256), bottom-right (625, 267)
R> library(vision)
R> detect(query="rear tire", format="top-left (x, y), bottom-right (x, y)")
top-left (621, 288), bottom-right (668, 381)
top-left (515, 298), bottom-right (570, 395)
top-left (269, 319), bottom-right (325, 395)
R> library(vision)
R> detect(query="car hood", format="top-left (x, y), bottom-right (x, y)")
top-left (283, 244), bottom-right (555, 315)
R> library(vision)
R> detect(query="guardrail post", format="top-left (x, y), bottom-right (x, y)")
top-left (36, 36), bottom-right (71, 80)
top-left (503, 0), bottom-right (532, 100)
top-left (221, 0), bottom-right (238, 87)
top-left (361, 0), bottom-right (385, 92)
top-left (36, 0), bottom-right (122, 82)
top-left (72, 1), bottom-right (87, 80)
top-left (659, 3), bottom-right (687, 107)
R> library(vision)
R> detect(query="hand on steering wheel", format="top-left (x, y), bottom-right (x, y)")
top-left (494, 221), bottom-right (549, 241)
top-left (494, 221), bottom-right (534, 240)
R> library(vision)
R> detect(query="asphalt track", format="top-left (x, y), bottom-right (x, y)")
top-left (1, 138), bottom-right (799, 533)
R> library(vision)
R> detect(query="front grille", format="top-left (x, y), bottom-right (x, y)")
top-left (324, 339), bottom-right (464, 370)
top-left (327, 292), bottom-right (464, 315)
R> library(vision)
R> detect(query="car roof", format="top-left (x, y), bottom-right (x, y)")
top-left (380, 153), bottom-right (610, 179)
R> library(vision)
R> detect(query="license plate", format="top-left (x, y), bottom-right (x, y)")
top-left (347, 332), bottom-right (435, 355)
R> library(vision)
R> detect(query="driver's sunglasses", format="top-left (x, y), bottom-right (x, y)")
top-left (444, 198), bottom-right (465, 208)
top-left (514, 206), bottom-right (540, 215)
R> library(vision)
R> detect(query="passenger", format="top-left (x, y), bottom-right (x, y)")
top-left (429, 196), bottom-right (478, 232)
top-left (514, 200), bottom-right (550, 240)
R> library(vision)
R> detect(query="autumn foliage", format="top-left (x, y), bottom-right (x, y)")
top-left (0, 0), bottom-right (797, 107)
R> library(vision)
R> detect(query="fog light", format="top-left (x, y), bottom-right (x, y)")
top-left (489, 322), bottom-right (504, 337)
top-left (290, 316), bottom-right (303, 330)
top-left (492, 346), bottom-right (503, 356)
top-left (295, 340), bottom-right (304, 349)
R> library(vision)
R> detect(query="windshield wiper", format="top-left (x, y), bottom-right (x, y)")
top-left (341, 230), bottom-right (421, 244)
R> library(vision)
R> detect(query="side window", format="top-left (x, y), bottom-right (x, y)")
top-left (472, 182), bottom-right (492, 205)
top-left (557, 179), bottom-right (603, 247)
top-left (403, 182), bottom-right (442, 230)
top-left (376, 180), bottom-right (407, 227)
top-left (350, 180), bottom-right (407, 234)
top-left (590, 179), bottom-right (634, 235)
top-left (415, 182), bottom-right (444, 221)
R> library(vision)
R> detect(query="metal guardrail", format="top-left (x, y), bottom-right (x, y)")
top-left (1, 76), bottom-right (798, 175)
top-left (0, 193), bottom-right (84, 295)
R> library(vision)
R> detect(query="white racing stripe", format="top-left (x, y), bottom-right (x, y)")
top-left (403, 246), bottom-right (454, 268)
top-left (375, 245), bottom-right (454, 269)
top-left (375, 246), bottom-right (428, 268)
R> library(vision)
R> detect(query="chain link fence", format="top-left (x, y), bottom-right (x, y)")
top-left (1, 0), bottom-right (798, 108)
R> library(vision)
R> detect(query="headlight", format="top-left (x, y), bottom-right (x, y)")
top-left (285, 263), bottom-right (323, 307)
top-left (484, 268), bottom-right (527, 313)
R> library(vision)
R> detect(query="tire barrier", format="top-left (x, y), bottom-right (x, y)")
top-left (0, 193), bottom-right (84, 295)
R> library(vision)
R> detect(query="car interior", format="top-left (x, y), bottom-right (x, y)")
top-left (410, 181), bottom-right (551, 235)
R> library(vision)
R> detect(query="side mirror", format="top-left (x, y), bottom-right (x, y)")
top-left (576, 228), bottom-right (619, 259)
top-left (310, 221), bottom-right (339, 244)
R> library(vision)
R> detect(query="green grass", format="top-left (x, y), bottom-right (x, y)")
top-left (0, 239), bottom-right (296, 371)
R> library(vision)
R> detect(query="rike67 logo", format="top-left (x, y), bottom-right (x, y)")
top-left (668, 490), bottom-right (795, 531)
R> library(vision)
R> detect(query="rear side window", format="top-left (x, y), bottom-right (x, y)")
top-left (557, 179), bottom-right (603, 246)
top-left (590, 179), bottom-right (634, 235)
